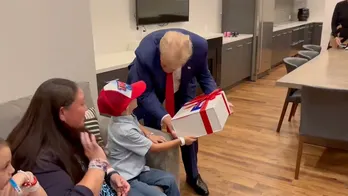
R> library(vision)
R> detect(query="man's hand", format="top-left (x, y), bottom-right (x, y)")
top-left (162, 115), bottom-right (178, 139)
top-left (148, 135), bottom-right (167, 144)
top-left (110, 173), bottom-right (130, 196)
top-left (228, 102), bottom-right (234, 114)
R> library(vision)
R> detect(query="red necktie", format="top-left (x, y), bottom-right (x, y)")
top-left (165, 72), bottom-right (175, 117)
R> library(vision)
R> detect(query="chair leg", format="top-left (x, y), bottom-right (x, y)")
top-left (295, 138), bottom-right (303, 180)
top-left (277, 100), bottom-right (289, 132)
top-left (288, 103), bottom-right (296, 122)
top-left (292, 103), bottom-right (298, 117)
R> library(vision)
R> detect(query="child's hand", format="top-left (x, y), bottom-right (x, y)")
top-left (148, 135), bottom-right (167, 144)
top-left (12, 171), bottom-right (34, 187)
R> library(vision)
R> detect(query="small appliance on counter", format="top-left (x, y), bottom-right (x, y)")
top-left (223, 31), bottom-right (239, 38)
top-left (298, 8), bottom-right (309, 21)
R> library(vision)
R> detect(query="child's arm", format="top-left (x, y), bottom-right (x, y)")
top-left (138, 124), bottom-right (166, 143)
top-left (149, 136), bottom-right (197, 152)
top-left (138, 124), bottom-right (197, 152)
top-left (11, 171), bottom-right (47, 196)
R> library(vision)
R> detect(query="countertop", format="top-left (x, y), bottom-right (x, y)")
top-left (273, 21), bottom-right (322, 32)
top-left (96, 33), bottom-right (254, 73)
top-left (277, 49), bottom-right (348, 90)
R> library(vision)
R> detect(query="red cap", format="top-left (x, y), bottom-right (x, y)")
top-left (97, 80), bottom-right (146, 116)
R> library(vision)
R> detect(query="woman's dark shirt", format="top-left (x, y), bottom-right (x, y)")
top-left (332, 1), bottom-right (348, 38)
top-left (33, 150), bottom-right (93, 196)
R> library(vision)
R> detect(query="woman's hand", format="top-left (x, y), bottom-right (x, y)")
top-left (110, 174), bottom-right (130, 196)
top-left (80, 132), bottom-right (107, 161)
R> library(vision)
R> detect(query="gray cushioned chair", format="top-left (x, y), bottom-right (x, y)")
top-left (295, 85), bottom-right (348, 179)
top-left (0, 82), bottom-right (180, 186)
top-left (298, 50), bottom-right (320, 60)
top-left (277, 57), bottom-right (308, 132)
top-left (303, 44), bottom-right (322, 53)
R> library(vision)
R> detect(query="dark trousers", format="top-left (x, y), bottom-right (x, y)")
top-left (143, 115), bottom-right (199, 181)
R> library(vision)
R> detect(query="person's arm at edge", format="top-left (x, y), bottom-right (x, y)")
top-left (331, 3), bottom-right (339, 37)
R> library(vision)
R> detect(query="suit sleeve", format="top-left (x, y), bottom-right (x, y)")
top-left (33, 156), bottom-right (93, 196)
top-left (196, 51), bottom-right (217, 95)
top-left (331, 3), bottom-right (339, 37)
top-left (129, 58), bottom-right (168, 120)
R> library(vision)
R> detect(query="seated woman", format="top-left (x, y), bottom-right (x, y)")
top-left (331, 0), bottom-right (348, 48)
top-left (6, 78), bottom-right (130, 196)
top-left (0, 137), bottom-right (46, 196)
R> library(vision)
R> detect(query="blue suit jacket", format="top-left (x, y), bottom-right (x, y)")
top-left (127, 28), bottom-right (217, 124)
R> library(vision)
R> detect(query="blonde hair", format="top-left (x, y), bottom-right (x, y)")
top-left (159, 31), bottom-right (193, 69)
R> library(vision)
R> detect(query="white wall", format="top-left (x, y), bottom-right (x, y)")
top-left (90, 0), bottom-right (222, 55)
top-left (0, 0), bottom-right (98, 104)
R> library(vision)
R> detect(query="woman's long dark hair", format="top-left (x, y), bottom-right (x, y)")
top-left (7, 78), bottom-right (88, 183)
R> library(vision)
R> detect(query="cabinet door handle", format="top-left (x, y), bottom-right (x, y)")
top-left (247, 42), bottom-right (252, 45)
top-left (272, 35), bottom-right (276, 38)
top-left (237, 45), bottom-right (243, 48)
top-left (283, 33), bottom-right (287, 35)
top-left (277, 34), bottom-right (281, 37)
top-left (226, 47), bottom-right (233, 51)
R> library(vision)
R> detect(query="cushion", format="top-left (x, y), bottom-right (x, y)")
top-left (85, 107), bottom-right (104, 147)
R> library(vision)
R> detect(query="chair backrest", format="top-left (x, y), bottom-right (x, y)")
top-left (303, 44), bottom-right (322, 53)
top-left (283, 57), bottom-right (308, 73)
top-left (298, 50), bottom-right (320, 60)
top-left (300, 86), bottom-right (348, 142)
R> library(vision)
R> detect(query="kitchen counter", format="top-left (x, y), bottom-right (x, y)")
top-left (223, 34), bottom-right (253, 44)
top-left (273, 21), bottom-right (322, 32)
top-left (96, 33), bottom-right (254, 74)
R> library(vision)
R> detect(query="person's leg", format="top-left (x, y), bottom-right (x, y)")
top-left (128, 179), bottom-right (165, 196)
top-left (137, 169), bottom-right (180, 196)
top-left (180, 140), bottom-right (199, 181)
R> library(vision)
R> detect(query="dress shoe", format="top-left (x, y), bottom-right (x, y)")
top-left (187, 174), bottom-right (209, 195)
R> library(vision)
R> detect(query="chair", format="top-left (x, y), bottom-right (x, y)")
top-left (298, 50), bottom-right (320, 60)
top-left (295, 86), bottom-right (348, 179)
top-left (276, 57), bottom-right (308, 133)
top-left (303, 44), bottom-right (322, 53)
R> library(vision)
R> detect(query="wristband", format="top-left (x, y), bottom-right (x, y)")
top-left (178, 137), bottom-right (185, 146)
top-left (89, 159), bottom-right (108, 172)
top-left (105, 170), bottom-right (120, 187)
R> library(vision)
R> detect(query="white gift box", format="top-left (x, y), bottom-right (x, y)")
top-left (171, 89), bottom-right (231, 137)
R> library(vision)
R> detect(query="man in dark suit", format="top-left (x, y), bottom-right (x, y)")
top-left (127, 28), bottom-right (231, 195)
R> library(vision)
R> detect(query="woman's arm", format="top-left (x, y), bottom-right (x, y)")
top-left (76, 168), bottom-right (105, 196)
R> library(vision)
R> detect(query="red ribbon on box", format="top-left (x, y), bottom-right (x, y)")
top-left (184, 89), bottom-right (231, 135)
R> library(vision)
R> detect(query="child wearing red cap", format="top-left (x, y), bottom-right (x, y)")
top-left (98, 80), bottom-right (196, 196)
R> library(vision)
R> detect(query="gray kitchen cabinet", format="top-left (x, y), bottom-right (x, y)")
top-left (221, 39), bottom-right (252, 89)
top-left (241, 39), bottom-right (253, 79)
top-left (312, 23), bottom-right (323, 45)
top-left (221, 43), bottom-right (236, 88)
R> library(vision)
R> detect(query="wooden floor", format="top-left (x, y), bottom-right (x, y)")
top-left (179, 65), bottom-right (348, 196)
